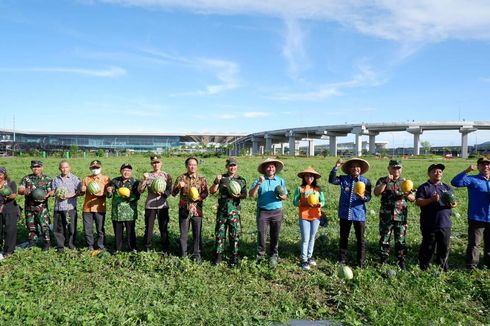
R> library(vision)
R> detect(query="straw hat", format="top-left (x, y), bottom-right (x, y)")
top-left (257, 157), bottom-right (284, 174)
top-left (341, 158), bottom-right (370, 175)
top-left (297, 167), bottom-right (321, 179)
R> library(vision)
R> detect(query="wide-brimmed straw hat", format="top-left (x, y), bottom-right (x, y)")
top-left (297, 167), bottom-right (321, 179)
top-left (341, 158), bottom-right (370, 175)
top-left (258, 157), bottom-right (284, 174)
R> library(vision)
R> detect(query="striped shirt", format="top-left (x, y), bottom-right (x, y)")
top-left (52, 173), bottom-right (81, 211)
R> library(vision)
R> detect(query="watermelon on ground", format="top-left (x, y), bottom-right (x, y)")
top-left (337, 265), bottom-right (354, 280)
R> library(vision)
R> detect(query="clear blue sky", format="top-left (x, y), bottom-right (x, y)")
top-left (1, 0), bottom-right (490, 147)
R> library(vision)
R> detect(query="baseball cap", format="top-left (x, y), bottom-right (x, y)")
top-left (120, 163), bottom-right (132, 170)
top-left (477, 156), bottom-right (490, 164)
top-left (388, 159), bottom-right (402, 168)
top-left (427, 163), bottom-right (445, 173)
top-left (30, 160), bottom-right (43, 168)
top-left (226, 157), bottom-right (238, 166)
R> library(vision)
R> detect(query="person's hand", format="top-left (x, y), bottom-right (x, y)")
top-left (335, 159), bottom-right (344, 168)
top-left (24, 187), bottom-right (31, 196)
top-left (258, 176), bottom-right (265, 184)
top-left (431, 192), bottom-right (440, 202)
top-left (179, 181), bottom-right (186, 189)
top-left (386, 174), bottom-right (394, 183)
top-left (449, 202), bottom-right (458, 208)
top-left (143, 173), bottom-right (150, 181)
top-left (405, 193), bottom-right (415, 202)
top-left (214, 175), bottom-right (222, 185)
top-left (465, 165), bottom-right (477, 173)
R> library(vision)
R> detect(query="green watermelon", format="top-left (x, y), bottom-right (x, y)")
top-left (442, 191), bottom-right (456, 205)
top-left (87, 181), bottom-right (102, 195)
top-left (337, 265), bottom-right (354, 280)
top-left (150, 177), bottom-right (166, 193)
top-left (0, 185), bottom-right (13, 197)
top-left (31, 188), bottom-right (47, 202)
top-left (274, 185), bottom-right (285, 197)
top-left (55, 186), bottom-right (68, 199)
top-left (228, 180), bottom-right (241, 196)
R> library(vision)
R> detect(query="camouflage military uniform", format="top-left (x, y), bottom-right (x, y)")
top-left (214, 174), bottom-right (247, 257)
top-left (376, 177), bottom-right (411, 263)
top-left (20, 174), bottom-right (53, 242)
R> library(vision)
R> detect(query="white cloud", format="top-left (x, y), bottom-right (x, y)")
top-left (97, 0), bottom-right (490, 42)
top-left (282, 17), bottom-right (308, 80)
top-left (269, 61), bottom-right (384, 101)
top-left (480, 77), bottom-right (490, 83)
top-left (138, 48), bottom-right (240, 95)
top-left (0, 66), bottom-right (126, 78)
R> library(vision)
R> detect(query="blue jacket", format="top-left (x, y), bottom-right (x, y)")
top-left (329, 167), bottom-right (372, 221)
top-left (451, 171), bottom-right (490, 223)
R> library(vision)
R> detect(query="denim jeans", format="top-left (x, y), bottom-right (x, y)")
top-left (299, 218), bottom-right (320, 262)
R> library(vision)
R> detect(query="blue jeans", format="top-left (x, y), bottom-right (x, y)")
top-left (299, 218), bottom-right (320, 262)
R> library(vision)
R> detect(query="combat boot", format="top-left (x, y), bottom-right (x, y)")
top-left (214, 253), bottom-right (223, 265)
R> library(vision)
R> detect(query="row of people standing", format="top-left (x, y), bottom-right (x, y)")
top-left (1, 155), bottom-right (489, 271)
top-left (328, 156), bottom-right (490, 271)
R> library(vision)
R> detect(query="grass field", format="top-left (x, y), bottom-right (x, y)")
top-left (0, 155), bottom-right (489, 325)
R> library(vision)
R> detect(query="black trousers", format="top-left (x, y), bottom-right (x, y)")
top-left (0, 212), bottom-right (17, 255)
top-left (53, 210), bottom-right (77, 249)
top-left (466, 220), bottom-right (490, 269)
top-left (82, 212), bottom-right (106, 249)
top-left (339, 219), bottom-right (365, 266)
top-left (419, 227), bottom-right (451, 271)
top-left (256, 208), bottom-right (283, 257)
top-left (113, 220), bottom-right (136, 252)
top-left (143, 208), bottom-right (170, 252)
top-left (178, 208), bottom-right (202, 258)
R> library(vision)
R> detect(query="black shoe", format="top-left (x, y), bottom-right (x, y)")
top-left (230, 256), bottom-right (239, 268)
top-left (214, 253), bottom-right (223, 266)
top-left (57, 247), bottom-right (65, 253)
top-left (398, 261), bottom-right (406, 270)
top-left (42, 242), bottom-right (50, 251)
top-left (192, 255), bottom-right (202, 263)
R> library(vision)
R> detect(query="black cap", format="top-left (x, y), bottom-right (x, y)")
top-left (226, 157), bottom-right (237, 166)
top-left (388, 159), bottom-right (402, 168)
top-left (427, 163), bottom-right (445, 173)
top-left (150, 155), bottom-right (161, 163)
top-left (477, 156), bottom-right (490, 165)
top-left (89, 160), bottom-right (102, 168)
top-left (120, 163), bottom-right (132, 170)
top-left (30, 160), bottom-right (43, 168)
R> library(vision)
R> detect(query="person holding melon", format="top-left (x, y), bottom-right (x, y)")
top-left (172, 157), bottom-right (209, 262)
top-left (293, 167), bottom-right (325, 271)
top-left (108, 163), bottom-right (140, 253)
top-left (210, 157), bottom-right (247, 267)
top-left (51, 160), bottom-right (81, 252)
top-left (138, 155), bottom-right (173, 253)
top-left (81, 160), bottom-right (111, 251)
top-left (416, 163), bottom-right (456, 271)
top-left (0, 166), bottom-right (20, 259)
top-left (451, 156), bottom-right (490, 270)
top-left (249, 157), bottom-right (288, 268)
top-left (18, 160), bottom-right (54, 251)
top-left (329, 158), bottom-right (372, 268)
top-left (374, 160), bottom-right (415, 270)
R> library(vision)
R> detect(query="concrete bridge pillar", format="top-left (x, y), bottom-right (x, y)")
top-left (460, 126), bottom-right (477, 158)
top-left (265, 134), bottom-right (272, 154)
top-left (252, 137), bottom-right (259, 156)
top-left (288, 131), bottom-right (296, 156)
top-left (407, 127), bottom-right (423, 156)
top-left (369, 132), bottom-right (379, 154)
top-left (329, 136), bottom-right (337, 157)
top-left (308, 139), bottom-right (315, 157)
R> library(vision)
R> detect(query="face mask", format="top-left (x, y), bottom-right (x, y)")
top-left (91, 168), bottom-right (101, 176)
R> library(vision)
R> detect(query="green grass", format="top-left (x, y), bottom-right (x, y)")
top-left (0, 155), bottom-right (489, 325)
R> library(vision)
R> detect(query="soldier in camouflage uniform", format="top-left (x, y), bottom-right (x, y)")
top-left (108, 163), bottom-right (140, 253)
top-left (209, 157), bottom-right (247, 267)
top-left (18, 160), bottom-right (53, 250)
top-left (374, 160), bottom-right (415, 269)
